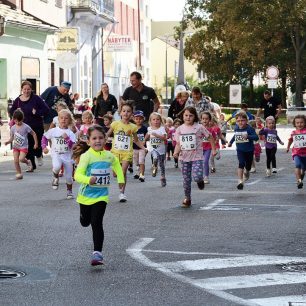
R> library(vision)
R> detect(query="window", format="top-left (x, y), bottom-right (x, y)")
top-left (55, 0), bottom-right (62, 8)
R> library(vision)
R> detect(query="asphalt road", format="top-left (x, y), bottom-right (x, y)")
top-left (1, 125), bottom-right (306, 306)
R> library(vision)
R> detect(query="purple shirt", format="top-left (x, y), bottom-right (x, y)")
top-left (10, 94), bottom-right (50, 129)
top-left (259, 128), bottom-right (282, 149)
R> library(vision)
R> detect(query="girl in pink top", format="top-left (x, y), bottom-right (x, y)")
top-left (287, 115), bottom-right (306, 189)
top-left (79, 110), bottom-right (94, 142)
top-left (169, 118), bottom-right (182, 168)
top-left (173, 107), bottom-right (215, 208)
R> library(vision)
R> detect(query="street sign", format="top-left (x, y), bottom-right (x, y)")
top-left (266, 66), bottom-right (279, 79)
top-left (267, 79), bottom-right (278, 89)
top-left (229, 84), bottom-right (242, 104)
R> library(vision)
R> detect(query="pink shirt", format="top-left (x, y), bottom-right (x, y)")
top-left (175, 123), bottom-right (210, 162)
top-left (202, 127), bottom-right (216, 150)
top-left (289, 128), bottom-right (306, 158)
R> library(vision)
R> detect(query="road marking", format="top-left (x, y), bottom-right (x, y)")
top-left (248, 295), bottom-right (306, 306)
top-left (246, 179), bottom-right (262, 185)
top-left (159, 255), bottom-right (306, 272)
top-left (195, 272), bottom-right (306, 290)
top-left (199, 199), bottom-right (225, 210)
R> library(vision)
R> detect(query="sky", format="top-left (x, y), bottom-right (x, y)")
top-left (149, 0), bottom-right (186, 21)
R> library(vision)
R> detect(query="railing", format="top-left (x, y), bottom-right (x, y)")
top-left (68, 0), bottom-right (114, 17)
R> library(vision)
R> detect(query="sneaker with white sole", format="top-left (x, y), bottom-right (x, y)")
top-left (15, 173), bottom-right (23, 180)
top-left (26, 160), bottom-right (33, 172)
top-left (266, 169), bottom-right (271, 177)
top-left (139, 175), bottom-right (145, 182)
top-left (243, 170), bottom-right (250, 181)
top-left (52, 177), bottom-right (59, 190)
top-left (36, 157), bottom-right (43, 166)
top-left (119, 193), bottom-right (127, 202)
top-left (250, 167), bottom-right (256, 173)
top-left (272, 168), bottom-right (277, 173)
top-left (67, 190), bottom-right (73, 199)
top-left (237, 180), bottom-right (244, 190)
top-left (204, 176), bottom-right (210, 184)
top-left (91, 251), bottom-right (104, 266)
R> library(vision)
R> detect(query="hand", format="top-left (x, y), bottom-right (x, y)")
top-left (243, 134), bottom-right (248, 140)
top-left (212, 149), bottom-right (217, 156)
top-left (43, 148), bottom-right (49, 154)
top-left (89, 176), bottom-right (96, 185)
top-left (32, 108), bottom-right (36, 115)
top-left (62, 133), bottom-right (68, 139)
top-left (33, 143), bottom-right (38, 149)
top-left (173, 152), bottom-right (179, 159)
top-left (280, 141), bottom-right (284, 145)
top-left (228, 143), bottom-right (232, 147)
top-left (286, 148), bottom-right (290, 153)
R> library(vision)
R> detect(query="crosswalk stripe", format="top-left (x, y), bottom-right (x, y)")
top-left (248, 295), bottom-right (306, 306)
top-left (160, 255), bottom-right (306, 272)
top-left (194, 272), bottom-right (306, 290)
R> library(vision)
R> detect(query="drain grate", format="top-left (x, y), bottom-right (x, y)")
top-left (281, 262), bottom-right (306, 272)
top-left (0, 269), bottom-right (26, 279)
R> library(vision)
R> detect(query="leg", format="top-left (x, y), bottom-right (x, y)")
top-left (63, 159), bottom-right (74, 197)
top-left (271, 147), bottom-right (277, 169)
top-left (158, 154), bottom-right (166, 187)
top-left (294, 156), bottom-right (303, 188)
top-left (26, 133), bottom-right (36, 170)
top-left (266, 148), bottom-right (272, 169)
top-left (19, 151), bottom-right (28, 165)
top-left (203, 149), bottom-right (211, 180)
top-left (13, 150), bottom-right (22, 175)
top-left (181, 161), bottom-right (192, 201)
top-left (192, 160), bottom-right (204, 182)
top-left (80, 204), bottom-right (91, 227)
top-left (236, 150), bottom-right (246, 189)
top-left (120, 160), bottom-right (129, 193)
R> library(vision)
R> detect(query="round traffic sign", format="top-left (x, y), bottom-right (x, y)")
top-left (266, 66), bottom-right (279, 79)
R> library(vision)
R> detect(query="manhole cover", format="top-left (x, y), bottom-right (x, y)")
top-left (281, 262), bottom-right (306, 272)
top-left (0, 269), bottom-right (26, 279)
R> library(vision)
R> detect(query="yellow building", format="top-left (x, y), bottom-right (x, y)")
top-left (150, 21), bottom-right (199, 102)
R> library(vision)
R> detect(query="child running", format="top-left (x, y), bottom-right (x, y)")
top-left (102, 114), bottom-right (113, 151)
top-left (132, 110), bottom-right (147, 182)
top-left (201, 111), bottom-right (216, 184)
top-left (42, 109), bottom-right (77, 199)
top-left (228, 111), bottom-right (259, 190)
top-left (248, 120), bottom-right (262, 173)
top-left (145, 112), bottom-right (167, 187)
top-left (165, 117), bottom-right (174, 161)
top-left (219, 113), bottom-right (228, 149)
top-left (74, 125), bottom-right (124, 266)
top-left (79, 110), bottom-right (94, 142)
top-left (287, 114), bottom-right (306, 189)
top-left (106, 101), bottom-right (146, 202)
top-left (259, 116), bottom-right (284, 176)
top-left (169, 118), bottom-right (181, 168)
top-left (173, 106), bottom-right (215, 208)
top-left (5, 109), bottom-right (38, 179)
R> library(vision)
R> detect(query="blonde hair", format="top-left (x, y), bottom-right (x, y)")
top-left (56, 102), bottom-right (68, 112)
top-left (149, 112), bottom-right (163, 127)
top-left (265, 116), bottom-right (275, 125)
top-left (82, 110), bottom-right (94, 121)
top-left (166, 117), bottom-right (174, 125)
top-left (58, 109), bottom-right (74, 125)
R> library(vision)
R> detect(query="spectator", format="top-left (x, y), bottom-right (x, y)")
top-left (205, 96), bottom-right (221, 119)
top-left (226, 103), bottom-right (255, 123)
top-left (256, 90), bottom-right (282, 120)
top-left (94, 83), bottom-right (118, 126)
top-left (77, 99), bottom-right (91, 113)
top-left (168, 91), bottom-right (189, 120)
top-left (40, 81), bottom-right (73, 130)
top-left (10, 80), bottom-right (49, 171)
top-left (121, 71), bottom-right (160, 124)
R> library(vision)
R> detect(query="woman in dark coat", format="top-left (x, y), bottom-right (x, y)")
top-left (168, 90), bottom-right (190, 120)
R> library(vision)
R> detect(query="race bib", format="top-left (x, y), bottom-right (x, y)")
top-left (91, 168), bottom-right (110, 187)
top-left (293, 133), bottom-right (306, 148)
top-left (114, 134), bottom-right (130, 151)
top-left (235, 132), bottom-right (248, 143)
top-left (150, 137), bottom-right (162, 147)
top-left (53, 137), bottom-right (69, 154)
top-left (266, 133), bottom-right (277, 144)
top-left (180, 134), bottom-right (196, 150)
top-left (13, 132), bottom-right (25, 147)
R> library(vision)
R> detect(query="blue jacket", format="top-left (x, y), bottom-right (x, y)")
top-left (230, 125), bottom-right (259, 152)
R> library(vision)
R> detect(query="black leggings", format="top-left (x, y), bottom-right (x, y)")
top-left (79, 201), bottom-right (107, 252)
top-left (27, 125), bottom-right (44, 170)
top-left (266, 147), bottom-right (277, 169)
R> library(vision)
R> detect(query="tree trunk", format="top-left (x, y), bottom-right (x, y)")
top-left (249, 75), bottom-right (254, 105)
top-left (281, 70), bottom-right (287, 108)
top-left (295, 45), bottom-right (302, 107)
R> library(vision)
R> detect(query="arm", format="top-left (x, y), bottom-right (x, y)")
top-left (277, 135), bottom-right (284, 145)
top-left (74, 154), bottom-right (91, 185)
top-left (247, 128), bottom-right (259, 141)
top-left (4, 134), bottom-right (14, 145)
top-left (34, 96), bottom-right (50, 117)
top-left (150, 132), bottom-right (167, 141)
top-left (30, 130), bottom-right (38, 149)
top-left (42, 135), bottom-right (49, 153)
top-left (275, 104), bottom-right (282, 119)
top-left (228, 134), bottom-right (236, 147)
top-left (112, 96), bottom-right (118, 114)
top-left (287, 138), bottom-right (293, 152)
top-left (153, 96), bottom-right (160, 113)
top-left (106, 127), bottom-right (114, 139)
top-left (112, 156), bottom-right (125, 187)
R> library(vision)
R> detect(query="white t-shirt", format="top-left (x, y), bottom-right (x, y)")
top-left (147, 126), bottom-right (167, 155)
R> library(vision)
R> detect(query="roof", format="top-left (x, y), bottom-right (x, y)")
top-left (0, 2), bottom-right (58, 32)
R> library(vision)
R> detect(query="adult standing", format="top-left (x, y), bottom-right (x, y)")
top-left (10, 80), bottom-right (49, 171)
top-left (205, 96), bottom-right (221, 119)
top-left (94, 83), bottom-right (118, 125)
top-left (168, 91), bottom-right (189, 120)
top-left (121, 71), bottom-right (160, 123)
top-left (40, 81), bottom-right (73, 130)
top-left (256, 90), bottom-right (282, 120)
top-left (185, 86), bottom-right (214, 116)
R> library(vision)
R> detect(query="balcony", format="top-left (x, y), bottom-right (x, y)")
top-left (69, 0), bottom-right (114, 18)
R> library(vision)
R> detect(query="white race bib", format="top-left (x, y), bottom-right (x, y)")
top-left (235, 132), bottom-right (248, 143)
top-left (13, 132), bottom-right (25, 147)
top-left (293, 134), bottom-right (306, 148)
top-left (150, 137), bottom-right (162, 147)
top-left (180, 134), bottom-right (196, 150)
top-left (114, 134), bottom-right (130, 151)
top-left (91, 168), bottom-right (110, 187)
top-left (53, 136), bottom-right (69, 154)
top-left (266, 133), bottom-right (277, 144)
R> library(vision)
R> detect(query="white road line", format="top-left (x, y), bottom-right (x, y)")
top-left (159, 255), bottom-right (306, 272)
top-left (142, 249), bottom-right (250, 256)
top-left (199, 199), bottom-right (226, 210)
top-left (248, 295), bottom-right (306, 306)
top-left (246, 179), bottom-right (262, 185)
top-left (194, 272), bottom-right (306, 290)
top-left (127, 238), bottom-right (259, 306)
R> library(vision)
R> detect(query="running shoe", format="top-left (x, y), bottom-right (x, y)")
top-left (181, 198), bottom-right (191, 208)
top-left (52, 177), bottom-right (59, 190)
top-left (250, 167), bottom-right (256, 173)
top-left (161, 178), bottom-right (167, 187)
top-left (15, 173), bottom-right (23, 180)
top-left (134, 174), bottom-right (140, 179)
top-left (119, 193), bottom-right (127, 202)
top-left (67, 190), bottom-right (73, 199)
top-left (272, 168), bottom-right (277, 173)
top-left (37, 157), bottom-right (44, 166)
top-left (210, 167), bottom-right (216, 173)
top-left (26, 160), bottom-right (33, 172)
top-left (297, 179), bottom-right (303, 189)
top-left (139, 175), bottom-right (145, 182)
top-left (203, 176), bottom-right (209, 184)
top-left (128, 166), bottom-right (133, 173)
top-left (91, 251), bottom-right (104, 266)
top-left (266, 169), bottom-right (271, 177)
top-left (237, 181), bottom-right (244, 190)
top-left (243, 170), bottom-right (250, 181)
top-left (174, 163), bottom-right (178, 168)
top-left (197, 180), bottom-right (205, 190)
